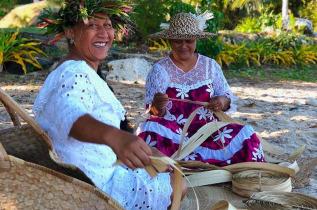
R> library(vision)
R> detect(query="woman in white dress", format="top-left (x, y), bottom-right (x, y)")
top-left (33, 1), bottom-right (186, 209)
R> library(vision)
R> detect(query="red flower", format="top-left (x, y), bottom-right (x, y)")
top-left (46, 32), bottom-right (64, 45)
top-left (123, 8), bottom-right (132, 13)
top-left (38, 22), bottom-right (48, 27)
top-left (43, 18), bottom-right (59, 24)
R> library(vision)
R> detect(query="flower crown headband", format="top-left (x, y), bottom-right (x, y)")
top-left (39, 0), bottom-right (133, 44)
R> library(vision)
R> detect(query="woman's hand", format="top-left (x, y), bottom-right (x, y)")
top-left (109, 131), bottom-right (153, 170)
top-left (205, 95), bottom-right (230, 112)
top-left (70, 114), bottom-right (152, 170)
top-left (150, 147), bottom-right (173, 172)
top-left (150, 92), bottom-right (169, 117)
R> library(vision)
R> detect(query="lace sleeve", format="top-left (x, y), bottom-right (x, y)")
top-left (144, 64), bottom-right (170, 105)
top-left (53, 71), bottom-right (96, 140)
top-left (211, 59), bottom-right (237, 113)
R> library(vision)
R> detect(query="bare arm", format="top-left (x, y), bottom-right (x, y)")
top-left (69, 114), bottom-right (152, 170)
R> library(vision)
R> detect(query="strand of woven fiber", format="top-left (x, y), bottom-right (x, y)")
top-left (178, 161), bottom-right (295, 187)
top-left (180, 160), bottom-right (299, 175)
top-left (0, 88), bottom-right (53, 150)
top-left (246, 191), bottom-right (317, 210)
top-left (0, 143), bottom-right (124, 210)
top-left (213, 109), bottom-right (306, 163)
top-left (231, 170), bottom-right (292, 198)
top-left (214, 110), bottom-right (306, 162)
top-left (169, 98), bottom-right (305, 163)
top-left (175, 107), bottom-right (201, 158)
top-left (186, 169), bottom-right (233, 187)
top-left (171, 121), bottom-right (229, 160)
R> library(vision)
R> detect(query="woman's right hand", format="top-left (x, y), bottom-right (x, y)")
top-left (109, 130), bottom-right (153, 170)
top-left (151, 92), bottom-right (169, 116)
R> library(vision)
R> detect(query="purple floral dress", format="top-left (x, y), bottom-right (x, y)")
top-left (136, 55), bottom-right (265, 166)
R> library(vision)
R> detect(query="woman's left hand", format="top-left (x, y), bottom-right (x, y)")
top-left (150, 147), bottom-right (173, 172)
top-left (205, 95), bottom-right (230, 112)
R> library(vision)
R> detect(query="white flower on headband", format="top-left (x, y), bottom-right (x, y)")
top-left (191, 10), bottom-right (214, 31)
top-left (160, 23), bottom-right (170, 30)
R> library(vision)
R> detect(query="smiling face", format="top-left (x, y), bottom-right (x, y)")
top-left (169, 39), bottom-right (196, 61)
top-left (65, 13), bottom-right (114, 70)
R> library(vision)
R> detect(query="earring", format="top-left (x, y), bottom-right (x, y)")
top-left (69, 38), bottom-right (75, 45)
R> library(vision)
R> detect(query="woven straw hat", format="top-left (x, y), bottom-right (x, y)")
top-left (149, 12), bottom-right (216, 39)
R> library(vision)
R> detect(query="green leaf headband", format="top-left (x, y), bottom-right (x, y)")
top-left (39, 0), bottom-right (134, 44)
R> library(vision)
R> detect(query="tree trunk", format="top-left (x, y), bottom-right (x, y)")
top-left (282, 0), bottom-right (289, 29)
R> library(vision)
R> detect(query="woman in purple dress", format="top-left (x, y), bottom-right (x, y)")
top-left (136, 12), bottom-right (265, 166)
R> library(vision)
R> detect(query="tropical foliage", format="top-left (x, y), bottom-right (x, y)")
top-left (0, 29), bottom-right (46, 74)
top-left (194, 32), bottom-right (317, 69)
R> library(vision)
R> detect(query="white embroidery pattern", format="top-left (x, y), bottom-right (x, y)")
top-left (164, 101), bottom-right (176, 121)
top-left (198, 107), bottom-right (210, 120)
top-left (145, 135), bottom-right (157, 147)
top-left (252, 144), bottom-right (264, 161)
top-left (184, 153), bottom-right (198, 161)
top-left (176, 88), bottom-right (189, 99)
top-left (213, 127), bottom-right (233, 143)
top-left (206, 83), bottom-right (214, 97)
top-left (177, 114), bottom-right (187, 125)
top-left (176, 128), bottom-right (189, 141)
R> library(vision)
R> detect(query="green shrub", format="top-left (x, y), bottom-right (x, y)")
top-left (0, 0), bottom-right (16, 19)
top-left (131, 0), bottom-right (170, 42)
top-left (196, 36), bottom-right (223, 59)
top-left (235, 17), bottom-right (261, 33)
top-left (299, 0), bottom-right (317, 31)
top-left (0, 29), bottom-right (46, 74)
top-left (235, 9), bottom-right (280, 33)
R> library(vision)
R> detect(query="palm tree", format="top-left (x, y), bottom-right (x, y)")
top-left (282, 0), bottom-right (289, 28)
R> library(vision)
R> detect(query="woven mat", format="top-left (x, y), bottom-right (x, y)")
top-left (0, 147), bottom-right (124, 210)
top-left (180, 183), bottom-right (247, 209)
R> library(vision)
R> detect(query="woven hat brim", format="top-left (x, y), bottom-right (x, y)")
top-left (149, 30), bottom-right (216, 39)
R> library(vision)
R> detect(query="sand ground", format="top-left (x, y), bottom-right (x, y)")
top-left (0, 69), bottom-right (316, 198)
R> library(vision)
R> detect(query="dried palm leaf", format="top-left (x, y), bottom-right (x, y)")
top-left (214, 111), bottom-right (242, 125)
top-left (173, 121), bottom-right (229, 160)
top-left (169, 98), bottom-right (209, 106)
top-left (246, 191), bottom-right (317, 210)
top-left (187, 170), bottom-right (232, 187)
top-left (232, 170), bottom-right (292, 197)
top-left (174, 107), bottom-right (201, 159)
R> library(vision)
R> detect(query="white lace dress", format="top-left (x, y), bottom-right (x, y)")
top-left (136, 55), bottom-right (265, 166)
top-left (33, 60), bottom-right (172, 210)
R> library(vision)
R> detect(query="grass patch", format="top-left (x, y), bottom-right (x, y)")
top-left (225, 65), bottom-right (317, 82)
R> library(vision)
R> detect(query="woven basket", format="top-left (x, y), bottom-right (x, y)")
top-left (0, 143), bottom-right (124, 209)
top-left (0, 88), bottom-right (93, 184)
